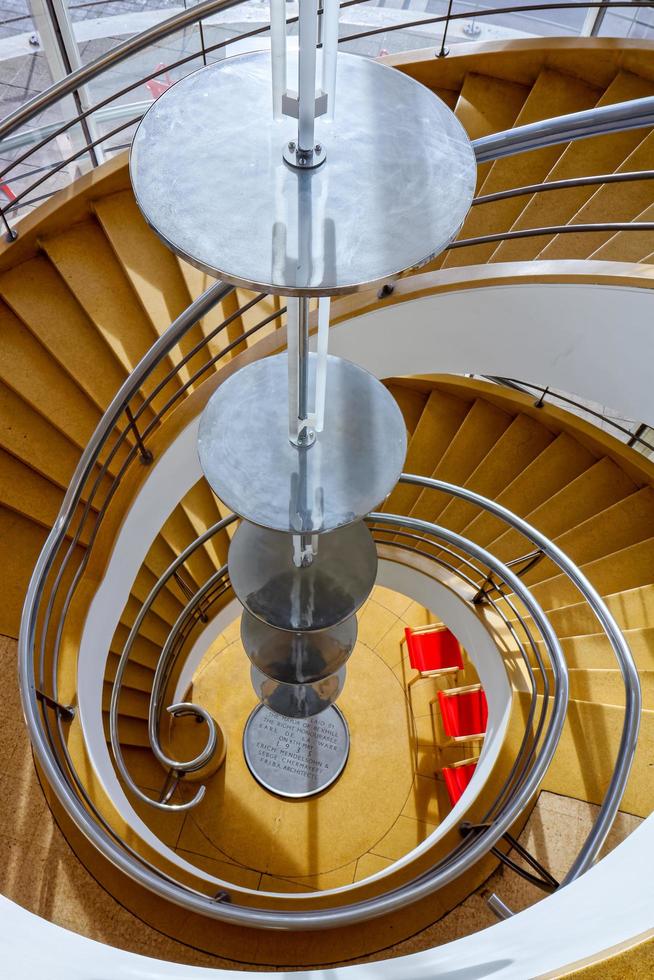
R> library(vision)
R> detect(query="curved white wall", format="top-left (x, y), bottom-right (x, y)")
top-left (3, 811), bottom-right (653, 979)
top-left (328, 280), bottom-right (654, 424)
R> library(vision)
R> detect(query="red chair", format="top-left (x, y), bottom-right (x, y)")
top-left (442, 758), bottom-right (478, 806)
top-left (145, 64), bottom-right (173, 100)
top-left (437, 684), bottom-right (488, 743)
top-left (402, 624), bottom-right (463, 678)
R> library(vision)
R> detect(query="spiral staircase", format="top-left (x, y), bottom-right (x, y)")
top-left (0, 9), bottom-right (654, 977)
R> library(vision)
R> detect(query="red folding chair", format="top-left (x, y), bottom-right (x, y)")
top-left (1, 183), bottom-right (15, 202)
top-left (402, 624), bottom-right (464, 679)
top-left (442, 758), bottom-right (478, 807)
top-left (437, 684), bottom-right (488, 744)
top-left (145, 64), bottom-right (173, 101)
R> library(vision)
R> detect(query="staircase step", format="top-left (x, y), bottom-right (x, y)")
top-left (455, 72), bottom-right (530, 189)
top-left (588, 200), bottom-right (654, 262)
top-left (93, 191), bottom-right (207, 384)
top-left (443, 68), bottom-right (603, 268)
top-left (160, 505), bottom-right (217, 590)
top-left (0, 381), bottom-right (113, 503)
top-left (408, 398), bottom-right (513, 527)
top-left (110, 625), bottom-right (161, 671)
top-left (457, 432), bottom-right (596, 555)
top-left (554, 667), bottom-right (654, 709)
top-left (0, 300), bottom-right (130, 476)
top-left (521, 487), bottom-right (654, 587)
top-left (179, 480), bottom-right (230, 570)
top-left (0, 505), bottom-right (84, 638)
top-left (0, 447), bottom-right (92, 545)
top-left (41, 220), bottom-right (182, 415)
top-left (537, 628), bottom-right (654, 672)
top-left (542, 699), bottom-right (653, 818)
top-left (385, 381), bottom-right (429, 437)
top-left (434, 413), bottom-right (554, 539)
top-left (106, 652), bottom-right (156, 693)
top-left (490, 70), bottom-right (654, 263)
top-left (546, 584), bottom-right (654, 637)
top-left (538, 130), bottom-right (654, 260)
top-left (0, 255), bottom-right (129, 414)
top-left (106, 712), bottom-right (150, 747)
top-left (383, 387), bottom-right (470, 518)
top-left (120, 594), bottom-right (173, 647)
top-left (103, 682), bottom-right (150, 720)
top-left (129, 563), bottom-right (185, 628)
top-left (532, 536), bottom-right (654, 612)
top-left (488, 456), bottom-right (637, 565)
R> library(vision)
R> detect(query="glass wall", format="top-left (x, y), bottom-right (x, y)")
top-left (0, 0), bottom-right (652, 224)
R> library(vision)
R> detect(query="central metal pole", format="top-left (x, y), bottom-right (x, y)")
top-left (297, 296), bottom-right (310, 433)
top-left (297, 1), bottom-right (318, 157)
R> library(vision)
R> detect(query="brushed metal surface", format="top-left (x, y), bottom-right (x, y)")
top-left (229, 518), bottom-right (377, 631)
top-left (243, 703), bottom-right (350, 797)
top-left (130, 51), bottom-right (476, 296)
top-left (198, 353), bottom-right (407, 533)
top-left (241, 609), bottom-right (357, 683)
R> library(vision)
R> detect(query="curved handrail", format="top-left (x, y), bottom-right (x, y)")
top-left (1, 2), bottom-right (654, 228)
top-left (17, 274), bottom-right (637, 926)
top-left (482, 375), bottom-right (654, 454)
top-left (115, 504), bottom-right (550, 815)
top-left (397, 474), bottom-right (641, 880)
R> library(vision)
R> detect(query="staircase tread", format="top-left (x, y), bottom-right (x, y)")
top-left (490, 70), bottom-right (654, 264)
top-left (443, 67), bottom-right (603, 268)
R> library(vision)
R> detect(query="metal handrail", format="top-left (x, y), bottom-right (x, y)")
top-left (447, 221), bottom-right (654, 250)
top-left (114, 506), bottom-right (550, 814)
top-left (2, 0), bottom-right (654, 233)
top-left (17, 257), bottom-right (638, 925)
top-left (396, 474), bottom-right (641, 881)
top-left (483, 376), bottom-right (654, 453)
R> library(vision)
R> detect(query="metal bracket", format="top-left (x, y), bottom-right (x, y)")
top-left (173, 570), bottom-right (209, 623)
top-left (35, 688), bottom-right (75, 722)
top-left (125, 405), bottom-right (153, 464)
top-left (472, 548), bottom-right (544, 604)
top-left (461, 821), bottom-right (559, 893)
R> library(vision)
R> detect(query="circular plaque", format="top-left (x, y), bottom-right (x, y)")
top-left (241, 609), bottom-right (356, 683)
top-left (243, 703), bottom-right (350, 798)
top-left (198, 353), bottom-right (407, 534)
top-left (229, 519), bottom-right (377, 631)
top-left (250, 664), bottom-right (345, 719)
top-left (130, 51), bottom-right (476, 296)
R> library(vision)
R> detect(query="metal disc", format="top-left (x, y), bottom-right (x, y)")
top-left (198, 353), bottom-right (407, 533)
top-left (229, 519), bottom-right (377, 631)
top-left (243, 703), bottom-right (350, 798)
top-left (241, 609), bottom-right (357, 683)
top-left (130, 51), bottom-right (476, 296)
top-left (250, 664), bottom-right (346, 719)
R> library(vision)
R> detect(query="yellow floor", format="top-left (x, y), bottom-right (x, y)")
top-left (164, 586), bottom-right (473, 893)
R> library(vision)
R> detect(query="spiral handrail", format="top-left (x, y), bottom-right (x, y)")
top-left (0, 0), bottom-right (654, 232)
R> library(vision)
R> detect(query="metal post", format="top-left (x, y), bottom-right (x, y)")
top-left (297, 0), bottom-right (319, 158)
top-left (437, 0), bottom-right (455, 57)
top-left (125, 405), bottom-right (153, 463)
top-left (35, 0), bottom-right (103, 166)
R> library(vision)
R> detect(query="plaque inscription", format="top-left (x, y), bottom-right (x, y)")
top-left (243, 704), bottom-right (350, 798)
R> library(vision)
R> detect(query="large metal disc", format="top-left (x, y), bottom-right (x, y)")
top-left (243, 704), bottom-right (350, 798)
top-left (130, 51), bottom-right (476, 296)
top-left (229, 519), bottom-right (377, 631)
top-left (250, 664), bottom-right (345, 719)
top-left (198, 352), bottom-right (407, 534)
top-left (241, 609), bottom-right (357, 684)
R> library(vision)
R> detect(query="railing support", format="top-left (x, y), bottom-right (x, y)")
top-left (35, 688), bottom-right (75, 721)
top-left (437, 0), bottom-right (454, 57)
top-left (461, 822), bottom-right (559, 893)
top-left (125, 405), bottom-right (153, 464)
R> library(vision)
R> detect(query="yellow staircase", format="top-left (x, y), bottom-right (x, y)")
top-left (0, 35), bottom-right (653, 975)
